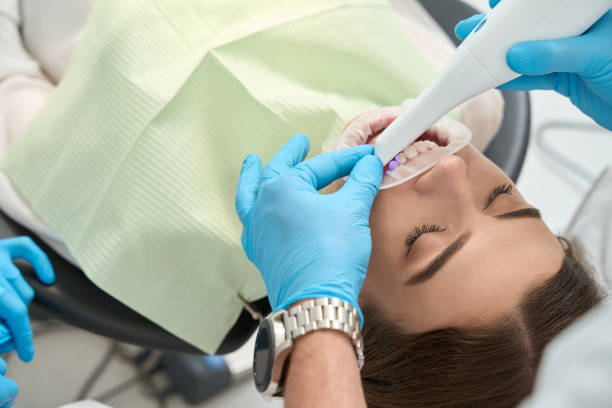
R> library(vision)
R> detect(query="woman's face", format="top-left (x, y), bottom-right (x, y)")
top-left (359, 144), bottom-right (565, 333)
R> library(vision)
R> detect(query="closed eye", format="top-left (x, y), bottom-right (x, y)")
top-left (404, 183), bottom-right (515, 257)
top-left (405, 224), bottom-right (446, 256)
top-left (484, 183), bottom-right (513, 209)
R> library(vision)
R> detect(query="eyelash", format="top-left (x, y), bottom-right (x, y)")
top-left (404, 184), bottom-right (514, 255)
top-left (405, 224), bottom-right (446, 254)
top-left (485, 183), bottom-right (513, 208)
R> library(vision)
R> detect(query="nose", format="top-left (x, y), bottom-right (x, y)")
top-left (415, 155), bottom-right (475, 207)
top-left (432, 155), bottom-right (466, 179)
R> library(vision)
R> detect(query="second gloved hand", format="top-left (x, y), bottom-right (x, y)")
top-left (0, 237), bottom-right (54, 362)
top-left (455, 0), bottom-right (612, 131)
top-left (0, 359), bottom-right (17, 408)
top-left (235, 134), bottom-right (383, 325)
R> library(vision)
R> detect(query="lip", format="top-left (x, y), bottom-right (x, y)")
top-left (413, 126), bottom-right (450, 148)
top-left (367, 128), bottom-right (385, 145)
top-left (338, 107), bottom-right (400, 150)
top-left (341, 110), bottom-right (397, 138)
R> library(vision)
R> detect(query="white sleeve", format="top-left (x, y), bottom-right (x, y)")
top-left (0, 0), bottom-right (55, 155)
top-left (520, 302), bottom-right (612, 408)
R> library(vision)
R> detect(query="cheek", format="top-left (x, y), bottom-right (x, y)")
top-left (364, 201), bottom-right (404, 297)
top-left (369, 199), bottom-right (405, 267)
top-left (367, 229), bottom-right (398, 284)
top-left (368, 189), bottom-right (432, 274)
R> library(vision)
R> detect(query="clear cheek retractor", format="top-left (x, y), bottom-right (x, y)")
top-left (323, 100), bottom-right (472, 192)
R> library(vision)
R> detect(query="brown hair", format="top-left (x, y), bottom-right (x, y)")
top-left (361, 238), bottom-right (606, 408)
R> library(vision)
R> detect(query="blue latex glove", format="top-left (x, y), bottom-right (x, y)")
top-left (455, 0), bottom-right (612, 130)
top-left (0, 237), bottom-right (54, 362)
top-left (235, 134), bottom-right (383, 325)
top-left (0, 326), bottom-right (13, 355)
top-left (0, 359), bottom-right (17, 408)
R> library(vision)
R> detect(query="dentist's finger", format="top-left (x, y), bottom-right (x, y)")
top-left (498, 74), bottom-right (558, 92)
top-left (0, 375), bottom-right (17, 407)
top-left (338, 155), bottom-right (383, 211)
top-left (1, 264), bottom-right (34, 304)
top-left (0, 287), bottom-right (33, 362)
top-left (291, 145), bottom-right (374, 191)
top-left (454, 14), bottom-right (485, 41)
top-left (235, 154), bottom-right (263, 226)
top-left (0, 273), bottom-right (27, 310)
top-left (0, 334), bottom-right (15, 356)
top-left (507, 37), bottom-right (591, 77)
top-left (262, 134), bottom-right (310, 181)
top-left (4, 237), bottom-right (54, 285)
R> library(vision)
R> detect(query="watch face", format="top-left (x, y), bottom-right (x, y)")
top-left (253, 318), bottom-right (274, 392)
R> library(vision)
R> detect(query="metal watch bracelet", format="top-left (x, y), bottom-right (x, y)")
top-left (284, 297), bottom-right (364, 370)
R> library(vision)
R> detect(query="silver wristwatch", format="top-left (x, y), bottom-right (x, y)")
top-left (253, 297), bottom-right (364, 398)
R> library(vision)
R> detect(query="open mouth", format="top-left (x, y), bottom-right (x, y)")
top-left (340, 107), bottom-right (450, 175)
top-left (328, 105), bottom-right (472, 190)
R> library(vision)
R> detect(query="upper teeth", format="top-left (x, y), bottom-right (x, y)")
top-left (396, 140), bottom-right (437, 163)
top-left (404, 147), bottom-right (418, 160)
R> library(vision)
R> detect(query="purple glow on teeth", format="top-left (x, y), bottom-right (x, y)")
top-left (395, 154), bottom-right (401, 162)
top-left (385, 158), bottom-right (401, 176)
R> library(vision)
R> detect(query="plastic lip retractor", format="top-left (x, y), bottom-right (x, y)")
top-left (323, 101), bottom-right (472, 191)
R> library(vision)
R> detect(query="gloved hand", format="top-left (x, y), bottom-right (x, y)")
top-left (0, 358), bottom-right (17, 408)
top-left (0, 326), bottom-right (14, 355)
top-left (235, 134), bottom-right (383, 325)
top-left (455, 0), bottom-right (612, 131)
top-left (0, 237), bottom-right (54, 362)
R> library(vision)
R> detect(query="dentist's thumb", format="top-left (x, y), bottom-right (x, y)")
top-left (339, 155), bottom-right (383, 211)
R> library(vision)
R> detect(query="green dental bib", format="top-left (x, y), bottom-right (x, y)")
top-left (2, 0), bottom-right (435, 352)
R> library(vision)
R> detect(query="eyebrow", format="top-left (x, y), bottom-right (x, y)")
top-left (495, 207), bottom-right (542, 220)
top-left (405, 207), bottom-right (542, 286)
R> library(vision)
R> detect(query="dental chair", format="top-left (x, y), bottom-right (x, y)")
top-left (1, 0), bottom-right (530, 354)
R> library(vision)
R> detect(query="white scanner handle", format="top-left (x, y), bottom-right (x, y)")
top-left (374, 0), bottom-right (612, 166)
